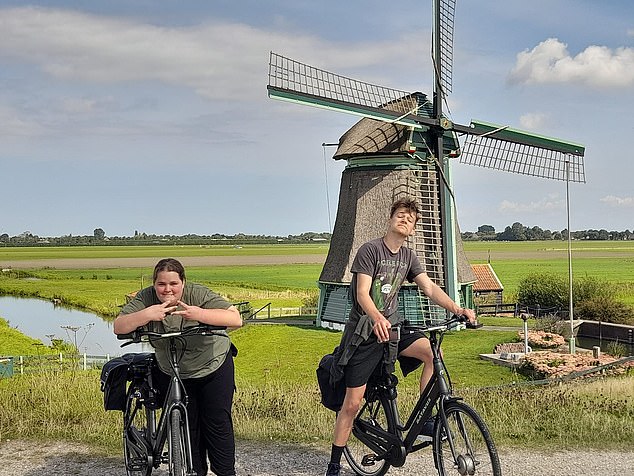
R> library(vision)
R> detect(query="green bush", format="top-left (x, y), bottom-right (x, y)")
top-left (575, 297), bottom-right (634, 325)
top-left (517, 273), bottom-right (568, 309)
top-left (518, 273), bottom-right (634, 325)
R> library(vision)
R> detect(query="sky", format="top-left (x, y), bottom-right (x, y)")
top-left (1, 0), bottom-right (633, 237)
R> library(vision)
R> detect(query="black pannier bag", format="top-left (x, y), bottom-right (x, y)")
top-left (316, 351), bottom-right (346, 412)
top-left (100, 353), bottom-right (159, 411)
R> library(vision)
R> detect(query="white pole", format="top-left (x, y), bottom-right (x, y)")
top-left (566, 160), bottom-right (575, 354)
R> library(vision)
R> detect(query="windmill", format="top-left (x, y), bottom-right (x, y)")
top-left (267, 0), bottom-right (585, 327)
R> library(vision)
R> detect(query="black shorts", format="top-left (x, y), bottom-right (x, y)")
top-left (343, 330), bottom-right (426, 388)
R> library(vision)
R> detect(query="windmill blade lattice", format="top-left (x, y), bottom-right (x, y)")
top-left (268, 52), bottom-right (429, 129)
top-left (437, 0), bottom-right (456, 95)
top-left (458, 121), bottom-right (586, 183)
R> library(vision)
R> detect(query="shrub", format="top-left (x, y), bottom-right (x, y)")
top-left (517, 273), bottom-right (568, 310)
top-left (301, 291), bottom-right (319, 308)
top-left (606, 341), bottom-right (629, 358)
top-left (575, 297), bottom-right (634, 325)
top-left (518, 273), bottom-right (634, 325)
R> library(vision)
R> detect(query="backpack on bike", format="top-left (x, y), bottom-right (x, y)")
top-left (100, 353), bottom-right (158, 411)
top-left (316, 351), bottom-right (346, 412)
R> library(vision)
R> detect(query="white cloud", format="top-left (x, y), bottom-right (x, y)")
top-left (518, 112), bottom-right (547, 130)
top-left (0, 6), bottom-right (424, 102)
top-left (600, 195), bottom-right (634, 207)
top-left (498, 194), bottom-right (565, 214)
top-left (508, 38), bottom-right (634, 88)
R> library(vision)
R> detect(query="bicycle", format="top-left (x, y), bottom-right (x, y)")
top-left (117, 324), bottom-right (227, 476)
top-left (343, 314), bottom-right (501, 476)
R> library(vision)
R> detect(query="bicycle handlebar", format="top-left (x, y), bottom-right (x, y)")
top-left (402, 314), bottom-right (469, 334)
top-left (117, 324), bottom-right (227, 347)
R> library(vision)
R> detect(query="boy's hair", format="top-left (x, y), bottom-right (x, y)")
top-left (153, 258), bottom-right (186, 283)
top-left (389, 197), bottom-right (421, 223)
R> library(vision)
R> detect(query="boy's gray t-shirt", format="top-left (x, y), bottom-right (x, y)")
top-left (120, 282), bottom-right (232, 379)
top-left (350, 238), bottom-right (425, 319)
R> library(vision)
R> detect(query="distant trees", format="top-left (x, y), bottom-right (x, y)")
top-left (0, 230), bottom-right (333, 246)
top-left (1, 222), bottom-right (631, 245)
top-left (461, 223), bottom-right (633, 241)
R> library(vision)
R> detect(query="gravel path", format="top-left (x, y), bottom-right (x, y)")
top-left (1, 439), bottom-right (633, 476)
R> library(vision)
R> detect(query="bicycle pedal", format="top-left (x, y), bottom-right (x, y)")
top-left (361, 454), bottom-right (377, 466)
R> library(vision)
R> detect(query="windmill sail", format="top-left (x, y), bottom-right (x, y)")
top-left (457, 120), bottom-right (586, 183)
top-left (268, 52), bottom-right (432, 130)
top-left (268, 52), bottom-right (586, 183)
top-left (436, 0), bottom-right (456, 95)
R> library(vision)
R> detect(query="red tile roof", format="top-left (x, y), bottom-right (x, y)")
top-left (471, 264), bottom-right (503, 292)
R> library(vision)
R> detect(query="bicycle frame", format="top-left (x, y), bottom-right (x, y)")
top-left (123, 337), bottom-right (195, 474)
top-left (351, 317), bottom-right (465, 466)
top-left (120, 325), bottom-right (227, 476)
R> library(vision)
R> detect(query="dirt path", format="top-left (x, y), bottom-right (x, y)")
top-left (1, 439), bottom-right (632, 476)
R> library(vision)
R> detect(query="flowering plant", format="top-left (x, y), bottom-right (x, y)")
top-left (518, 330), bottom-right (566, 349)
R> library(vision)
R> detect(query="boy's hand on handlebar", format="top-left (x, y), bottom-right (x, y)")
top-left (460, 308), bottom-right (476, 324)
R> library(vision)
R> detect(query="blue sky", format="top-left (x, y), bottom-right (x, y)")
top-left (1, 0), bottom-right (633, 237)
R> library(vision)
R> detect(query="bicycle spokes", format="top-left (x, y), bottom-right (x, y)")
top-left (434, 401), bottom-right (501, 476)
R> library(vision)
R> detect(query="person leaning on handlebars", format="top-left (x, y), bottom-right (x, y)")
top-left (113, 258), bottom-right (242, 476)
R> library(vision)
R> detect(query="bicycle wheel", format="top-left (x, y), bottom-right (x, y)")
top-left (123, 400), bottom-right (153, 476)
top-left (343, 397), bottom-right (392, 476)
top-left (433, 401), bottom-right (501, 476)
top-left (168, 409), bottom-right (188, 476)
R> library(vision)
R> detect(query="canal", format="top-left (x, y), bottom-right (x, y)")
top-left (0, 295), bottom-right (144, 356)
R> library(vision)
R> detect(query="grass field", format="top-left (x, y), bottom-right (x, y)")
top-left (1, 324), bottom-right (632, 450)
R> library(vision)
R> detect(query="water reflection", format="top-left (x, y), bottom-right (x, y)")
top-left (0, 295), bottom-right (145, 356)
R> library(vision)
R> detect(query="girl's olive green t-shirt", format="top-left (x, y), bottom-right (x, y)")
top-left (120, 282), bottom-right (232, 379)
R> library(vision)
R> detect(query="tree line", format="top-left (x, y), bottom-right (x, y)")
top-left (462, 223), bottom-right (634, 241)
top-left (1, 222), bottom-right (633, 246)
top-left (0, 229), bottom-right (332, 246)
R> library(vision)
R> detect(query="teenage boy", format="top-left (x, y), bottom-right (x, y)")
top-left (325, 197), bottom-right (476, 476)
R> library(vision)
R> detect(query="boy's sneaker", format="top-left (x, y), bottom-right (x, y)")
top-left (325, 462), bottom-right (341, 476)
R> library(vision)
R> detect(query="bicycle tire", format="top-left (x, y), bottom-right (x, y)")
top-left (123, 398), bottom-right (153, 476)
top-left (343, 396), bottom-right (392, 476)
top-left (433, 401), bottom-right (501, 476)
top-left (168, 409), bottom-right (187, 476)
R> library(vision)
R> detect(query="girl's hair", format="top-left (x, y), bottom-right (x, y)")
top-left (390, 197), bottom-right (421, 222)
top-left (152, 258), bottom-right (186, 283)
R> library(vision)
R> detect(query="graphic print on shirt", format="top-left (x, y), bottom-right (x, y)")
top-left (370, 257), bottom-right (408, 316)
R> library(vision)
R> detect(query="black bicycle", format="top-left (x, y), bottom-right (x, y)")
top-left (117, 324), bottom-right (227, 476)
top-left (344, 315), bottom-right (501, 476)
